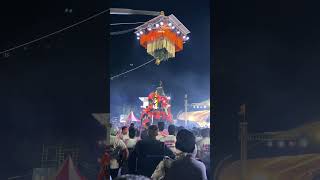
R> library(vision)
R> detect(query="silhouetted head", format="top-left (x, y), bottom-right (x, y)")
top-left (158, 122), bottom-right (165, 131)
top-left (148, 125), bottom-right (159, 139)
top-left (168, 125), bottom-right (176, 135)
top-left (176, 129), bottom-right (196, 153)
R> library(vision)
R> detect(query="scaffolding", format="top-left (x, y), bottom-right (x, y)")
top-left (41, 144), bottom-right (80, 168)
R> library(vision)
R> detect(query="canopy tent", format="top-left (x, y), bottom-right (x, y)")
top-left (126, 111), bottom-right (140, 124)
top-left (55, 156), bottom-right (86, 180)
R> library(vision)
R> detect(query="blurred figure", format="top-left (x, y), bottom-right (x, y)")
top-left (130, 123), bottom-right (135, 129)
top-left (127, 127), bottom-right (138, 149)
top-left (196, 128), bottom-right (210, 180)
top-left (115, 174), bottom-right (150, 180)
top-left (129, 125), bottom-right (174, 177)
top-left (135, 128), bottom-right (141, 140)
top-left (119, 126), bottom-right (130, 142)
top-left (156, 122), bottom-right (168, 140)
top-left (141, 122), bottom-right (151, 140)
top-left (197, 128), bottom-right (210, 159)
top-left (109, 128), bottom-right (129, 179)
top-left (160, 124), bottom-right (176, 153)
top-left (152, 129), bottom-right (207, 180)
top-left (193, 128), bottom-right (202, 142)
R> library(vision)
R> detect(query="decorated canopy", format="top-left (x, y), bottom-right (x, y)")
top-left (135, 13), bottom-right (190, 65)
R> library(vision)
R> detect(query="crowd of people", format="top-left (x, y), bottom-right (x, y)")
top-left (105, 122), bottom-right (210, 180)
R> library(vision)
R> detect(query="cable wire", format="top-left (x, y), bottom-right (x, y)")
top-left (0, 9), bottom-right (110, 56)
top-left (110, 58), bottom-right (155, 80)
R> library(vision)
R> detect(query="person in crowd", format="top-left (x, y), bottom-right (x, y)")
top-left (135, 128), bottom-right (141, 140)
top-left (151, 129), bottom-right (207, 180)
top-left (115, 174), bottom-right (150, 180)
top-left (176, 126), bottom-right (184, 133)
top-left (159, 124), bottom-right (176, 153)
top-left (130, 123), bottom-right (135, 129)
top-left (127, 127), bottom-right (138, 149)
top-left (140, 122), bottom-right (151, 140)
top-left (118, 126), bottom-right (130, 142)
top-left (196, 128), bottom-right (210, 179)
top-left (197, 128), bottom-right (210, 159)
top-left (109, 128), bottom-right (129, 179)
top-left (128, 125), bottom-right (175, 177)
top-left (156, 122), bottom-right (168, 140)
top-left (192, 128), bottom-right (202, 142)
top-left (121, 126), bottom-right (138, 175)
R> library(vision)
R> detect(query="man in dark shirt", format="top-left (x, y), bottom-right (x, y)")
top-left (129, 125), bottom-right (174, 177)
top-left (140, 122), bottom-right (150, 140)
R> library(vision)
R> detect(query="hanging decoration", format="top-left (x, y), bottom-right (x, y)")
top-left (134, 12), bottom-right (190, 65)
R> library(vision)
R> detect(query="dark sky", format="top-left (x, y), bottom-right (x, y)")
top-left (0, 0), bottom-right (108, 178)
top-left (109, 0), bottom-right (210, 117)
top-left (214, 0), bottom-right (320, 165)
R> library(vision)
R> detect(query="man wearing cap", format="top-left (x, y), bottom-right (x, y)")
top-left (152, 129), bottom-right (207, 180)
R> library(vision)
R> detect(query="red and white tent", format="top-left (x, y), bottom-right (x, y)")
top-left (126, 111), bottom-right (140, 124)
top-left (55, 156), bottom-right (86, 180)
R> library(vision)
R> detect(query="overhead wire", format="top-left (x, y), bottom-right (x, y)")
top-left (0, 9), bottom-right (110, 56)
top-left (110, 58), bottom-right (155, 80)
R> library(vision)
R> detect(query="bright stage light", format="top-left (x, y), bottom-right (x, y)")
top-left (168, 22), bottom-right (172, 26)
top-left (171, 26), bottom-right (175, 30)
top-left (147, 27), bottom-right (152, 31)
top-left (177, 31), bottom-right (181, 34)
top-left (160, 22), bottom-right (164, 26)
top-left (139, 31), bottom-right (144, 35)
top-left (155, 24), bottom-right (160, 28)
top-left (137, 37), bottom-right (140, 40)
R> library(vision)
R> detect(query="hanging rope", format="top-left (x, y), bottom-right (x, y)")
top-left (110, 21), bottom-right (145, 26)
top-left (110, 28), bottom-right (136, 36)
top-left (110, 58), bottom-right (155, 80)
top-left (0, 9), bottom-right (110, 56)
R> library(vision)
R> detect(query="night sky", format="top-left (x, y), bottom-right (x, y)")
top-left (0, 0), bottom-right (108, 178)
top-left (214, 0), bottom-right (320, 167)
top-left (110, 0), bottom-right (210, 118)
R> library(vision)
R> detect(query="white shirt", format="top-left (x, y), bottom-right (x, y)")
top-left (196, 137), bottom-right (210, 159)
top-left (118, 133), bottom-right (130, 142)
top-left (126, 138), bottom-right (138, 149)
top-left (160, 135), bottom-right (176, 153)
top-left (110, 135), bottom-right (127, 169)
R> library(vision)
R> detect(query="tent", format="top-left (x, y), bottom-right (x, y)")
top-left (126, 111), bottom-right (140, 124)
top-left (55, 156), bottom-right (86, 180)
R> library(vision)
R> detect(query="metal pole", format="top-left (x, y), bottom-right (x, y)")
top-left (185, 94), bottom-right (188, 128)
top-left (240, 104), bottom-right (247, 180)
